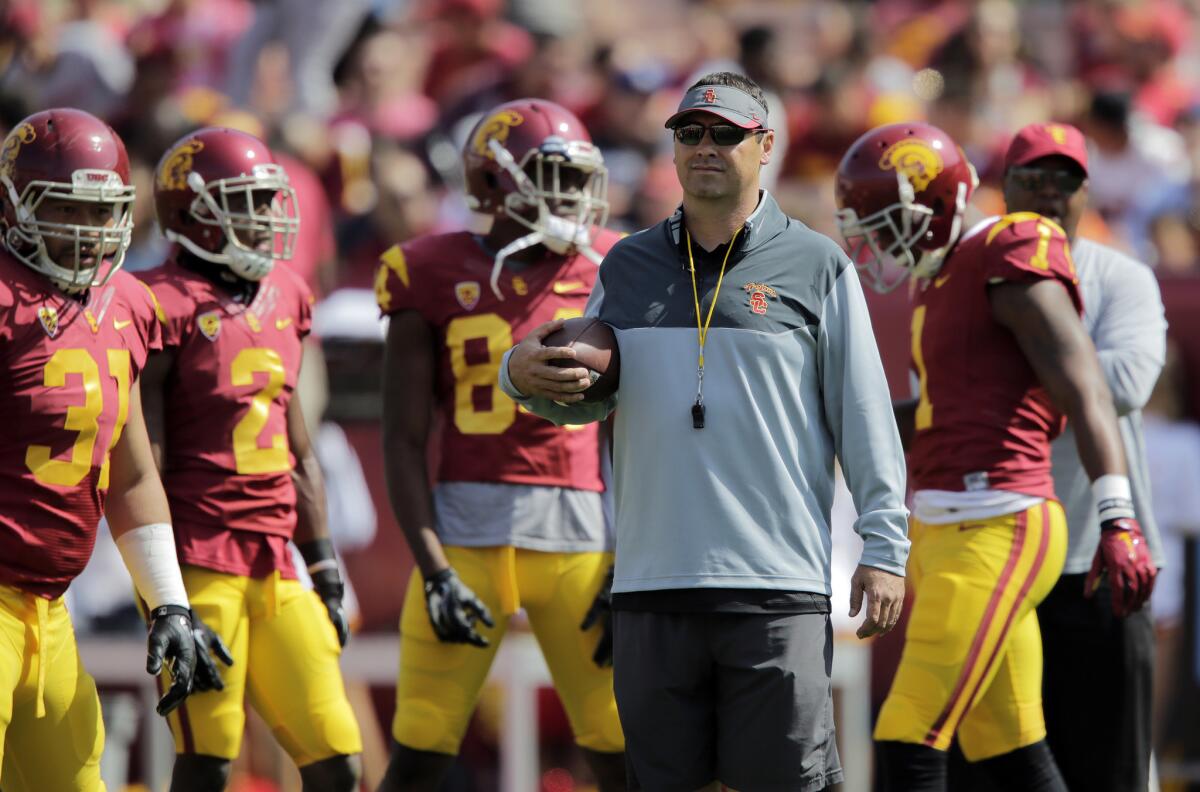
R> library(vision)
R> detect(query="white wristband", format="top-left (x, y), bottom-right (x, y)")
top-left (115, 523), bottom-right (190, 611)
top-left (1092, 474), bottom-right (1135, 521)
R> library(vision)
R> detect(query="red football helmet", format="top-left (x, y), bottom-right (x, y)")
top-left (154, 127), bottom-right (298, 281)
top-left (0, 108), bottom-right (135, 291)
top-left (835, 122), bottom-right (977, 292)
top-left (463, 98), bottom-right (608, 298)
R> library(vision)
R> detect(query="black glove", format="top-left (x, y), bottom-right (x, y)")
top-left (146, 604), bottom-right (196, 716)
top-left (299, 538), bottom-right (350, 647)
top-left (189, 609), bottom-right (234, 693)
top-left (580, 565), bottom-right (614, 667)
top-left (424, 567), bottom-right (495, 648)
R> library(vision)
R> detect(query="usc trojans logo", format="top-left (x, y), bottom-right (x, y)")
top-left (1045, 124), bottom-right (1068, 145)
top-left (0, 123), bottom-right (36, 181)
top-left (471, 110), bottom-right (524, 159)
top-left (157, 139), bottom-right (205, 191)
top-left (879, 139), bottom-right (944, 194)
top-left (743, 281), bottom-right (777, 316)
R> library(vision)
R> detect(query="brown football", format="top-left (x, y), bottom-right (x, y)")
top-left (543, 317), bottom-right (620, 403)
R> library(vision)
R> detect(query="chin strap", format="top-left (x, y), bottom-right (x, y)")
top-left (490, 231), bottom-right (545, 300)
top-left (488, 225), bottom-right (602, 300)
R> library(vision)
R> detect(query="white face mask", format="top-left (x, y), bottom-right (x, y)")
top-left (484, 137), bottom-right (609, 299)
top-left (165, 166), bottom-right (299, 281)
top-left (3, 170), bottom-right (135, 292)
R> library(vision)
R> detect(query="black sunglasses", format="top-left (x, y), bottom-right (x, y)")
top-left (1007, 167), bottom-right (1086, 194)
top-left (672, 123), bottom-right (766, 147)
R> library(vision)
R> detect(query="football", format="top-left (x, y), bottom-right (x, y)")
top-left (543, 317), bottom-right (620, 403)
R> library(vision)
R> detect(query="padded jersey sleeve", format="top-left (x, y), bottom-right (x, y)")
top-left (981, 212), bottom-right (1083, 314)
top-left (374, 242), bottom-right (423, 317)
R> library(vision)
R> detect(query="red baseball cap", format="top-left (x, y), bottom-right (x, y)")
top-left (1004, 122), bottom-right (1089, 175)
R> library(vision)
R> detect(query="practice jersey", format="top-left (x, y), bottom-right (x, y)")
top-left (0, 253), bottom-right (161, 598)
top-left (910, 213), bottom-right (1083, 499)
top-left (138, 257), bottom-right (312, 578)
top-left (375, 230), bottom-right (621, 492)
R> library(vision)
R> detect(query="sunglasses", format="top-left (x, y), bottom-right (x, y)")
top-left (1007, 167), bottom-right (1086, 194)
top-left (672, 123), bottom-right (767, 147)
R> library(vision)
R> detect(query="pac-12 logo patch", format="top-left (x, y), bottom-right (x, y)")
top-left (37, 305), bottom-right (60, 338)
top-left (197, 310), bottom-right (221, 341)
top-left (455, 281), bottom-right (481, 311)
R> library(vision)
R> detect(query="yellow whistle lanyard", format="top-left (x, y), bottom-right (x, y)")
top-left (686, 227), bottom-right (740, 411)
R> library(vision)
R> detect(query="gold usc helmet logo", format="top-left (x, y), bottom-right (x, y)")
top-left (879, 139), bottom-right (944, 194)
top-left (157, 139), bottom-right (205, 190)
top-left (471, 110), bottom-right (524, 160)
top-left (0, 123), bottom-right (36, 181)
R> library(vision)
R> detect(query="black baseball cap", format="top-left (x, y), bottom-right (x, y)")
top-left (664, 84), bottom-right (768, 130)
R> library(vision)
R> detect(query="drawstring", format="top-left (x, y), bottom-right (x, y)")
top-left (34, 596), bottom-right (49, 718)
top-left (496, 547), bottom-right (520, 616)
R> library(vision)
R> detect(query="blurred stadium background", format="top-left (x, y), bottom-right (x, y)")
top-left (6, 0), bottom-right (1200, 789)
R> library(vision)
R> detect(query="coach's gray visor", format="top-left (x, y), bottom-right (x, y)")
top-left (665, 85), bottom-right (768, 130)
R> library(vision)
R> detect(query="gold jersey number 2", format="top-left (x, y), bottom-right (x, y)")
top-left (231, 347), bottom-right (290, 474)
top-left (26, 348), bottom-right (131, 488)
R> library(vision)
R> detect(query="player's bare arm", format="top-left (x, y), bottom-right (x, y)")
top-left (289, 392), bottom-right (350, 646)
top-left (383, 311), bottom-right (450, 576)
top-left (139, 348), bottom-right (174, 470)
top-left (507, 318), bottom-right (594, 401)
top-left (383, 311), bottom-right (494, 646)
top-left (135, 345), bottom-right (235, 690)
top-left (892, 398), bottom-right (917, 450)
top-left (989, 278), bottom-right (1125, 479)
top-left (104, 383), bottom-right (197, 715)
top-left (991, 277), bottom-right (1155, 615)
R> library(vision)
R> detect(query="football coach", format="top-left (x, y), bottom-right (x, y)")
top-left (499, 72), bottom-right (910, 792)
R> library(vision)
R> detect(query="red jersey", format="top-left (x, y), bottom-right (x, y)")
top-left (375, 230), bottom-right (621, 491)
top-left (0, 254), bottom-right (161, 598)
top-left (909, 213), bottom-right (1083, 499)
top-left (138, 258), bottom-right (312, 578)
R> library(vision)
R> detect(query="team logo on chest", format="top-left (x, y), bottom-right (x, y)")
top-left (455, 281), bottom-right (481, 311)
top-left (37, 306), bottom-right (60, 338)
top-left (743, 282), bottom-right (778, 316)
top-left (197, 310), bottom-right (222, 341)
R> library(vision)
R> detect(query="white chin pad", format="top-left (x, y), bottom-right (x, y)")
top-left (225, 244), bottom-right (274, 281)
top-left (540, 213), bottom-right (590, 254)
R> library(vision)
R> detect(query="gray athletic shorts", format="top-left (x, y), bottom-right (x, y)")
top-left (612, 609), bottom-right (843, 792)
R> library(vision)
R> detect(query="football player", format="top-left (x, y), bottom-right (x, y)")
top-left (137, 127), bottom-right (362, 792)
top-left (375, 98), bottom-right (626, 791)
top-left (836, 122), bottom-right (1154, 791)
top-left (0, 108), bottom-right (196, 790)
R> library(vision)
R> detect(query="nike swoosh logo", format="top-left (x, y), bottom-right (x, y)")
top-left (552, 281), bottom-right (585, 294)
top-left (275, 317), bottom-right (292, 330)
top-left (113, 318), bottom-right (132, 330)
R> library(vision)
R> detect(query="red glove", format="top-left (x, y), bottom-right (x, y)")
top-left (1085, 517), bottom-right (1156, 617)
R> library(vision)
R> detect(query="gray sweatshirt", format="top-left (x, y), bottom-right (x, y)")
top-left (500, 193), bottom-right (910, 595)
